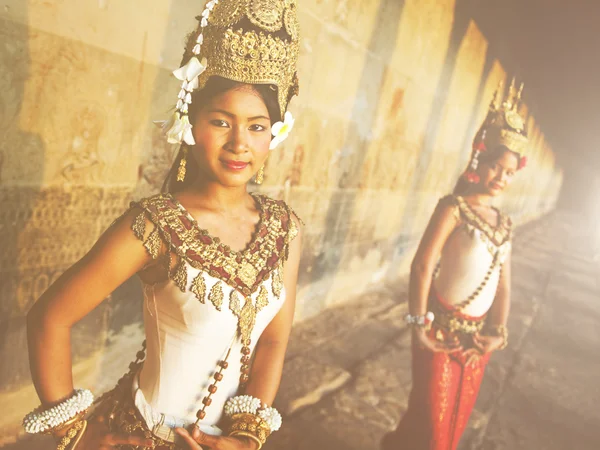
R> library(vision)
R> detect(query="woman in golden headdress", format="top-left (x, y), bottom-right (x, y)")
top-left (25, 1), bottom-right (301, 449)
top-left (382, 81), bottom-right (528, 450)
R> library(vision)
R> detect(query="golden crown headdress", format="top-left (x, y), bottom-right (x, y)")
top-left (477, 78), bottom-right (529, 155)
top-left (464, 79), bottom-right (529, 182)
top-left (160, 0), bottom-right (300, 149)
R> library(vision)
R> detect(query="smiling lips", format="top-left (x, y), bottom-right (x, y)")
top-left (222, 159), bottom-right (249, 170)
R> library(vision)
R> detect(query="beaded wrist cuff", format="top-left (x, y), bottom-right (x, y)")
top-left (404, 312), bottom-right (435, 330)
top-left (23, 389), bottom-right (94, 434)
top-left (223, 395), bottom-right (282, 432)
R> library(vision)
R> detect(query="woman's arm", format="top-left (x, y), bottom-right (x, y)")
top-left (409, 199), bottom-right (459, 316)
top-left (26, 208), bottom-right (155, 406)
top-left (244, 215), bottom-right (302, 405)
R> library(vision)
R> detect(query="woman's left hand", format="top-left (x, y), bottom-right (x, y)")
top-left (473, 332), bottom-right (504, 355)
top-left (175, 427), bottom-right (259, 450)
top-left (462, 333), bottom-right (504, 367)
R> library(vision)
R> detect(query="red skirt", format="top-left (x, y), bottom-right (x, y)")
top-left (388, 293), bottom-right (490, 450)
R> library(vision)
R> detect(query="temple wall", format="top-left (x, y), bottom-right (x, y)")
top-left (0, 0), bottom-right (562, 443)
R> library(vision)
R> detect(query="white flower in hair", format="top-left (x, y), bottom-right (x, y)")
top-left (166, 112), bottom-right (195, 145)
top-left (173, 56), bottom-right (208, 87)
top-left (180, 114), bottom-right (195, 145)
top-left (269, 111), bottom-right (295, 150)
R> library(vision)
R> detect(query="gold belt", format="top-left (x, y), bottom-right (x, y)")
top-left (431, 303), bottom-right (485, 335)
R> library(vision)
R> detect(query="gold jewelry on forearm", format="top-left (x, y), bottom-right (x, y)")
top-left (49, 412), bottom-right (86, 437)
top-left (230, 430), bottom-right (263, 450)
top-left (485, 324), bottom-right (508, 350)
top-left (55, 419), bottom-right (86, 450)
top-left (68, 420), bottom-right (87, 450)
top-left (228, 412), bottom-right (271, 445)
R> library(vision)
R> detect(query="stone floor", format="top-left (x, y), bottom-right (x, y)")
top-left (263, 212), bottom-right (600, 450)
top-left (5, 212), bottom-right (600, 450)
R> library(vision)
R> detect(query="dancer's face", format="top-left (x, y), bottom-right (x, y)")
top-left (190, 85), bottom-right (272, 187)
top-left (478, 149), bottom-right (519, 197)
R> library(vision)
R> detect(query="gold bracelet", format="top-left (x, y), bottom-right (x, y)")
top-left (230, 430), bottom-right (263, 450)
top-left (228, 413), bottom-right (271, 444)
top-left (48, 412), bottom-right (86, 437)
top-left (485, 324), bottom-right (508, 350)
top-left (68, 420), bottom-right (87, 450)
top-left (55, 420), bottom-right (85, 450)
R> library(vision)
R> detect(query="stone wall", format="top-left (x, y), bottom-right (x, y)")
top-left (0, 0), bottom-right (562, 443)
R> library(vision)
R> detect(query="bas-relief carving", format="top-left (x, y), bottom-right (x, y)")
top-left (60, 106), bottom-right (106, 184)
top-left (1, 187), bottom-right (131, 316)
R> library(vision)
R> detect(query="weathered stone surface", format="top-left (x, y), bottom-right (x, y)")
top-left (375, 301), bottom-right (409, 329)
top-left (315, 319), bottom-right (401, 370)
top-left (349, 342), bottom-right (412, 424)
top-left (285, 288), bottom-right (398, 360)
top-left (275, 356), bottom-right (352, 416)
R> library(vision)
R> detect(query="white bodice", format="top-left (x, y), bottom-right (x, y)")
top-left (137, 266), bottom-right (285, 430)
top-left (127, 192), bottom-right (298, 437)
top-left (433, 220), bottom-right (511, 317)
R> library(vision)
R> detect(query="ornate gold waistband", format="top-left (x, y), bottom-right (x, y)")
top-left (431, 302), bottom-right (485, 335)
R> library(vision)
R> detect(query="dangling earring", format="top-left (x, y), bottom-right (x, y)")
top-left (177, 146), bottom-right (187, 182)
top-left (255, 164), bottom-right (265, 184)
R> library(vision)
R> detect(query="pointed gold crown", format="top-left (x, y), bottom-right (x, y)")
top-left (477, 78), bottom-right (529, 155)
top-left (184, 0), bottom-right (300, 119)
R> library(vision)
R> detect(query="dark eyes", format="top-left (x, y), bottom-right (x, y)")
top-left (209, 120), bottom-right (267, 132)
top-left (492, 164), bottom-right (515, 177)
top-left (210, 120), bottom-right (229, 128)
top-left (249, 124), bottom-right (267, 132)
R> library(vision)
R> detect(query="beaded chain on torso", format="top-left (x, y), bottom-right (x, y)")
top-left (433, 195), bottom-right (512, 312)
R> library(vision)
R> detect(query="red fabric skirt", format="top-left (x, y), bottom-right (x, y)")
top-left (388, 293), bottom-right (490, 450)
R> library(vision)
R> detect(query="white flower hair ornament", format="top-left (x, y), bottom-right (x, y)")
top-left (158, 0), bottom-right (218, 146)
top-left (269, 111), bottom-right (295, 150)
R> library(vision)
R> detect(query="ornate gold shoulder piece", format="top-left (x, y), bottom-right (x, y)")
top-left (437, 195), bottom-right (461, 222)
top-left (256, 195), bottom-right (302, 245)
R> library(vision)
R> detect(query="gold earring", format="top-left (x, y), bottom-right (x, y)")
top-left (255, 165), bottom-right (265, 184)
top-left (177, 146), bottom-right (187, 182)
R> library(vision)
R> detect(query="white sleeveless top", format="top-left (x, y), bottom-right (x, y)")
top-left (433, 195), bottom-right (512, 317)
top-left (129, 193), bottom-right (298, 436)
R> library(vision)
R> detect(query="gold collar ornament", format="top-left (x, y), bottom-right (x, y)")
top-left (158, 0), bottom-right (300, 148)
top-left (464, 78), bottom-right (530, 182)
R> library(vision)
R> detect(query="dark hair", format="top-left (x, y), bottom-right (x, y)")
top-left (452, 145), bottom-right (521, 195)
top-left (162, 76), bottom-right (280, 193)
